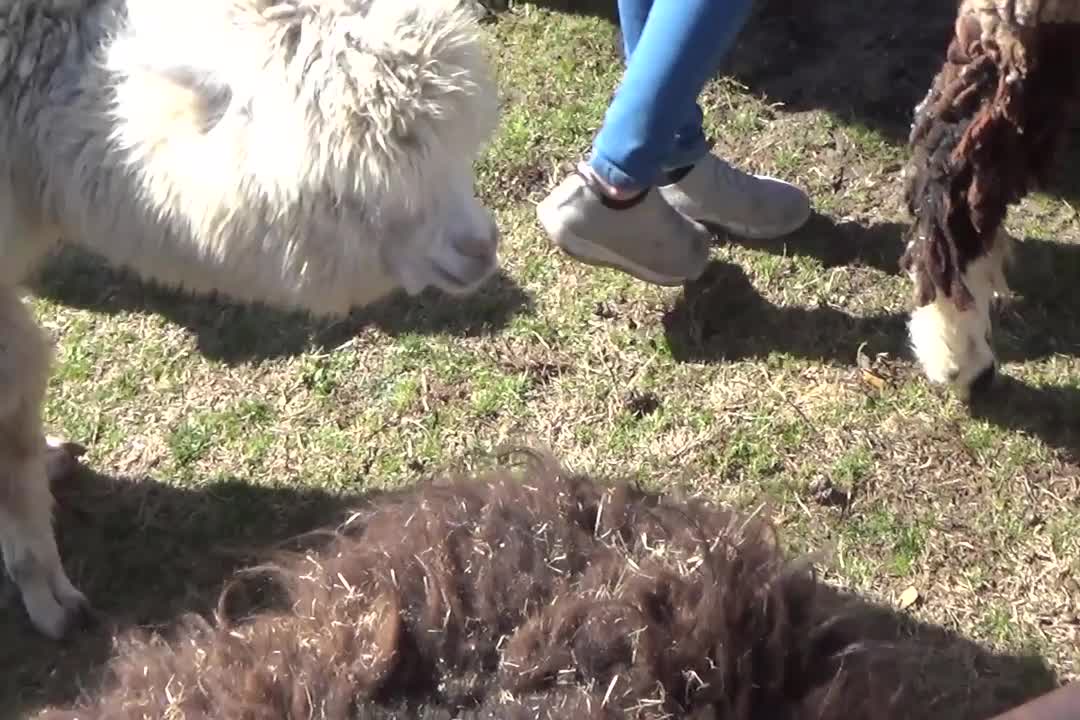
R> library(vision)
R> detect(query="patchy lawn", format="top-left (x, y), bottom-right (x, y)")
top-left (4, 1), bottom-right (1078, 717)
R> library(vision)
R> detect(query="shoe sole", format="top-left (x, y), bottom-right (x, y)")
top-left (536, 201), bottom-right (696, 287)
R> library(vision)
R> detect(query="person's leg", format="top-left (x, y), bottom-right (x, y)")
top-left (590, 0), bottom-right (754, 191)
top-left (617, 0), bottom-right (714, 183)
top-left (616, 0), bottom-right (652, 61)
top-left (613, 0), bottom-right (715, 181)
top-left (538, 0), bottom-right (753, 285)
top-left (598, 0), bottom-right (812, 238)
top-left (624, 4), bottom-right (811, 240)
top-left (539, 0), bottom-right (813, 285)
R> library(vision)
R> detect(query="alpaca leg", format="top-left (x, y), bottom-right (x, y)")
top-left (0, 455), bottom-right (89, 638)
top-left (0, 288), bottom-right (88, 638)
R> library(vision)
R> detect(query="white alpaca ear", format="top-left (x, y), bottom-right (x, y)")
top-left (107, 15), bottom-right (237, 144)
top-left (148, 65), bottom-right (234, 133)
top-left (117, 61), bottom-right (234, 136)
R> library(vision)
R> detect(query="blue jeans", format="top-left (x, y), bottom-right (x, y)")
top-left (589, 0), bottom-right (755, 190)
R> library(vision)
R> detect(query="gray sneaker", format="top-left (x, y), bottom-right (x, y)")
top-left (537, 169), bottom-right (711, 286)
top-left (659, 153), bottom-right (811, 240)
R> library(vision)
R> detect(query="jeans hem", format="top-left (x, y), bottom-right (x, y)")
top-left (589, 136), bottom-right (712, 190)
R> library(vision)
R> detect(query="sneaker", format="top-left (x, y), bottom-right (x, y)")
top-left (537, 168), bottom-right (711, 286)
top-left (659, 153), bottom-right (811, 240)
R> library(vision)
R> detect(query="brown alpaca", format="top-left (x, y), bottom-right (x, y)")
top-left (39, 450), bottom-right (909, 720)
top-left (900, 0), bottom-right (1080, 399)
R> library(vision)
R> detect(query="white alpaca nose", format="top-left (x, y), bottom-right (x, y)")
top-left (430, 217), bottom-right (500, 293)
top-left (380, 198), bottom-right (500, 298)
top-left (452, 215), bottom-right (499, 260)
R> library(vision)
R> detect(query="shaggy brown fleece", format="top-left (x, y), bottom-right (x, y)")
top-left (901, 0), bottom-right (1080, 309)
top-left (39, 450), bottom-right (910, 720)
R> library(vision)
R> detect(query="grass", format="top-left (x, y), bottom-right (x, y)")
top-left (4, 1), bottom-right (1080, 717)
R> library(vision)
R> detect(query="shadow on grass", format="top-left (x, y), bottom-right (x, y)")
top-left (715, 216), bottom-right (1080, 366)
top-left (803, 586), bottom-right (1059, 720)
top-left (0, 462), bottom-right (1063, 719)
top-left (995, 237), bottom-right (1080, 365)
top-left (482, 0), bottom-right (616, 21)
top-left (0, 466), bottom-right (391, 717)
top-left (661, 258), bottom-right (908, 366)
top-left (969, 377), bottom-right (1080, 462)
top-left (718, 0), bottom-right (1080, 204)
top-left (722, 212), bottom-right (907, 275)
top-left (29, 247), bottom-right (534, 365)
top-left (662, 220), bottom-right (1080, 457)
top-left (491, 0), bottom-right (949, 142)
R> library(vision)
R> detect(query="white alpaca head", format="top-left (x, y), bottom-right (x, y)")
top-left (907, 231), bottom-right (1012, 401)
top-left (307, 0), bottom-right (504, 302)
top-left (91, 0), bottom-right (503, 314)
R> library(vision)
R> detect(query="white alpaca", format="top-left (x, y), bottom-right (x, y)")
top-left (0, 0), bottom-right (501, 639)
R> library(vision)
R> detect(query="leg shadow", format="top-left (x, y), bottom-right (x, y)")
top-left (996, 236), bottom-right (1080, 365)
top-left (661, 259), bottom-right (908, 366)
top-left (969, 376), bottom-right (1080, 462)
top-left (714, 223), bottom-right (1080, 366)
top-left (662, 249), bottom-right (1080, 459)
top-left (28, 246), bottom-right (534, 365)
top-left (722, 213), bottom-right (907, 275)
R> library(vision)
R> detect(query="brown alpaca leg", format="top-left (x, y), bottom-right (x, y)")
top-left (0, 288), bottom-right (88, 639)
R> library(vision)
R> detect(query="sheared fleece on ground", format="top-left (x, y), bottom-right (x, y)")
top-left (41, 451), bottom-right (908, 720)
